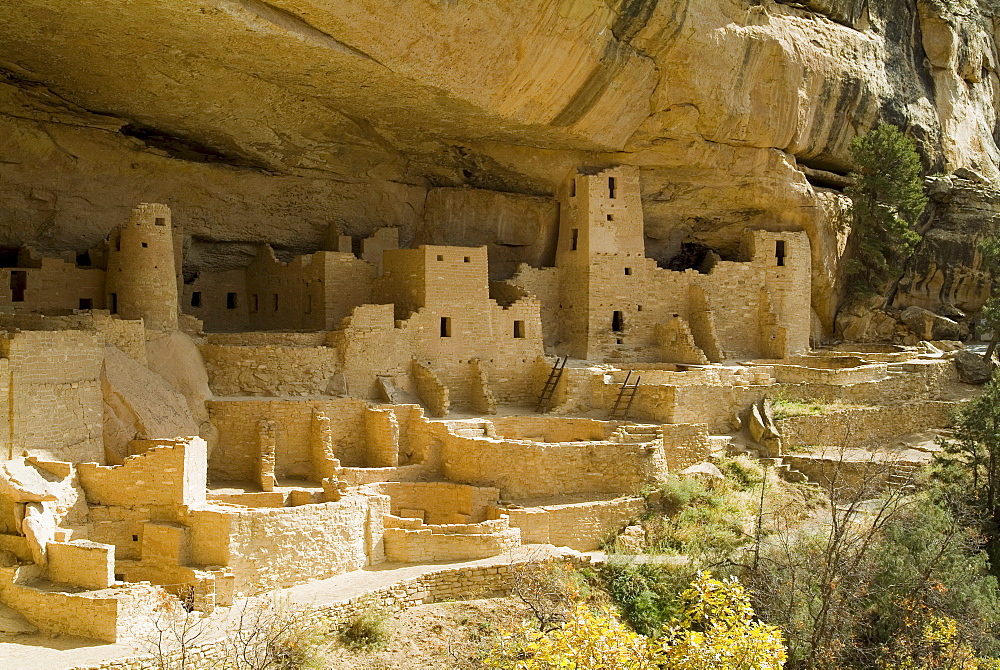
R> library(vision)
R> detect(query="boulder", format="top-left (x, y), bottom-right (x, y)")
top-left (102, 345), bottom-right (200, 464)
top-left (678, 462), bottom-right (725, 480)
top-left (956, 349), bottom-right (994, 384)
top-left (900, 306), bottom-right (968, 341)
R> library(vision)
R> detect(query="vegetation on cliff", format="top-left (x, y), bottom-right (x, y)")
top-left (844, 124), bottom-right (927, 301)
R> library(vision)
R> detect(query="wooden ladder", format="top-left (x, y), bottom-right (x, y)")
top-left (535, 356), bottom-right (567, 413)
top-left (609, 371), bottom-right (640, 421)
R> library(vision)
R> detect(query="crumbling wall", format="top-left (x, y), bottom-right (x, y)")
top-left (368, 482), bottom-right (500, 524)
top-left (207, 397), bottom-right (368, 480)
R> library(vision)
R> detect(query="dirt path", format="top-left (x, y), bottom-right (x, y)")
top-left (0, 545), bottom-right (586, 670)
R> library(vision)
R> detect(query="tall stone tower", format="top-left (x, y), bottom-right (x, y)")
top-left (554, 166), bottom-right (646, 359)
top-left (105, 203), bottom-right (178, 330)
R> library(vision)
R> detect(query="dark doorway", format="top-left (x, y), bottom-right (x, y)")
top-left (9, 271), bottom-right (26, 302)
top-left (776, 240), bottom-right (786, 267)
top-left (79, 298), bottom-right (93, 310)
top-left (612, 310), bottom-right (624, 332)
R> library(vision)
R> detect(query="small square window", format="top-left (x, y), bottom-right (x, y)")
top-left (154, 217), bottom-right (166, 226)
top-left (226, 292), bottom-right (237, 309)
top-left (437, 254), bottom-right (444, 261)
top-left (464, 256), bottom-right (471, 263)
top-left (141, 242), bottom-right (148, 248)
top-left (513, 320), bottom-right (525, 339)
top-left (607, 214), bottom-right (613, 221)
top-left (624, 268), bottom-right (632, 275)
top-left (132, 534), bottom-right (139, 542)
top-left (79, 298), bottom-right (93, 310)
top-left (637, 305), bottom-right (643, 311)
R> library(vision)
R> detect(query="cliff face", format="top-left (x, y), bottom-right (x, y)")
top-left (1, 0), bottom-right (999, 337)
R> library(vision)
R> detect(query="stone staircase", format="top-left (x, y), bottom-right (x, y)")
top-left (611, 423), bottom-right (663, 444)
top-left (756, 456), bottom-right (809, 483)
top-left (446, 420), bottom-right (496, 439)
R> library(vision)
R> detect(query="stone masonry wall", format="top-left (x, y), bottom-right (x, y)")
top-left (505, 496), bottom-right (644, 551)
top-left (777, 400), bottom-right (957, 450)
top-left (187, 492), bottom-right (389, 596)
top-left (207, 397), bottom-right (368, 480)
top-left (0, 329), bottom-right (104, 462)
top-left (441, 433), bottom-right (667, 499)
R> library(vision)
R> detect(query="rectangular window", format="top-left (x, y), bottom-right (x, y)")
top-left (79, 298), bottom-right (93, 310)
top-left (612, 310), bottom-right (624, 332)
top-left (570, 229), bottom-right (579, 251)
top-left (513, 320), bottom-right (525, 339)
top-left (76, 252), bottom-right (90, 267)
top-left (272, 294), bottom-right (279, 311)
top-left (141, 242), bottom-right (148, 248)
top-left (464, 256), bottom-right (471, 263)
top-left (109, 293), bottom-right (118, 314)
top-left (154, 217), bottom-right (166, 226)
top-left (226, 292), bottom-right (237, 309)
top-left (9, 270), bottom-right (26, 302)
top-left (115, 236), bottom-right (121, 252)
top-left (570, 179), bottom-right (576, 197)
top-left (608, 176), bottom-right (616, 199)
top-left (624, 268), bottom-right (632, 276)
top-left (440, 317), bottom-right (452, 337)
top-left (190, 292), bottom-right (202, 308)
top-left (607, 214), bottom-right (614, 221)
top-left (437, 254), bottom-right (444, 261)
top-left (251, 294), bottom-right (259, 313)
top-left (775, 240), bottom-right (786, 267)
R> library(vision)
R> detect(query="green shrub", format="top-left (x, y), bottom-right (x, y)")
top-left (338, 611), bottom-right (390, 650)
top-left (717, 456), bottom-right (764, 491)
top-left (600, 560), bottom-right (696, 637)
top-left (652, 475), bottom-right (716, 515)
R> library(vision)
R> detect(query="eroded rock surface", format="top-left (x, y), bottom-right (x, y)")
top-left (1, 0), bottom-right (1000, 337)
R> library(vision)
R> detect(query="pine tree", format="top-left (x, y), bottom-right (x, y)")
top-left (978, 235), bottom-right (1000, 359)
top-left (935, 376), bottom-right (1000, 574)
top-left (844, 123), bottom-right (927, 299)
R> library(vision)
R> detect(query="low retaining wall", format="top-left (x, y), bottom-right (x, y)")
top-left (382, 515), bottom-right (521, 563)
top-left (72, 554), bottom-right (597, 670)
top-left (505, 497), bottom-right (645, 551)
top-left (777, 400), bottom-right (958, 450)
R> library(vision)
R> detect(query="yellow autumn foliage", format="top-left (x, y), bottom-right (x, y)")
top-left (485, 571), bottom-right (787, 670)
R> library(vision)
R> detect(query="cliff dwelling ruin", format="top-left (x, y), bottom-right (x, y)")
top-left (0, 162), bottom-right (972, 662)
